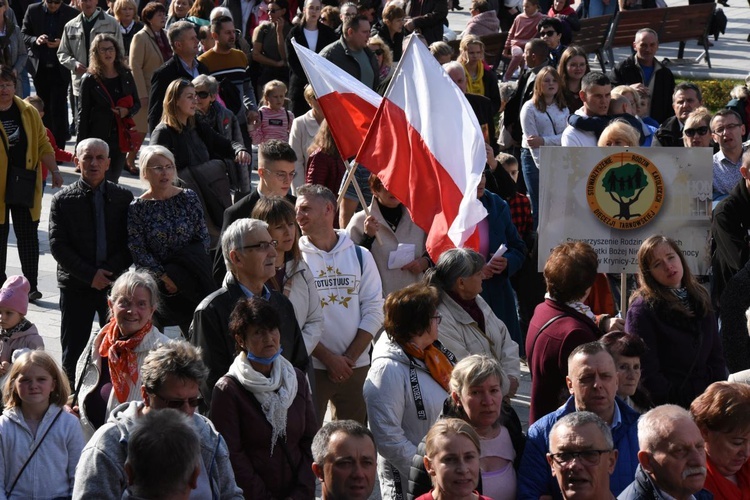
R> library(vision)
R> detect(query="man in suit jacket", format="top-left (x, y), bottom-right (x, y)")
top-left (213, 140), bottom-right (297, 284)
top-left (22, 0), bottom-right (79, 145)
top-left (148, 21), bottom-right (207, 131)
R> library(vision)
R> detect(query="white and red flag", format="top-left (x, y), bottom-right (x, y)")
top-left (291, 39), bottom-right (382, 159)
top-left (355, 36), bottom-right (488, 261)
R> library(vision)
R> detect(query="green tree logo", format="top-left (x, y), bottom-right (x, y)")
top-left (601, 163), bottom-right (648, 220)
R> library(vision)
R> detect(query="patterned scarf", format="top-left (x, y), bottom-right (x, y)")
top-left (402, 341), bottom-right (454, 392)
top-left (97, 317), bottom-right (152, 402)
top-left (0, 318), bottom-right (31, 340)
top-left (670, 287), bottom-right (693, 313)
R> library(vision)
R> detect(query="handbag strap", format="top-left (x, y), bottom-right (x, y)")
top-left (527, 314), bottom-right (565, 362)
top-left (6, 407), bottom-right (65, 497)
top-left (94, 76), bottom-right (116, 108)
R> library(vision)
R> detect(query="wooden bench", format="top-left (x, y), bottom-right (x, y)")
top-left (570, 14), bottom-right (614, 72)
top-left (658, 3), bottom-right (715, 68)
top-left (603, 8), bottom-right (667, 67)
top-left (448, 32), bottom-right (509, 71)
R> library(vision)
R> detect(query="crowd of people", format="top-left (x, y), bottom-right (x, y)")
top-left (0, 0), bottom-right (749, 498)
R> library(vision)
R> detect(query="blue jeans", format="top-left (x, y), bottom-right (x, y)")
top-left (521, 147), bottom-right (539, 230)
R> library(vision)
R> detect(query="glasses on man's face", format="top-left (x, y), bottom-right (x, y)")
top-left (0, 83), bottom-right (14, 91)
top-left (713, 122), bottom-right (742, 135)
top-left (242, 240), bottom-right (279, 252)
top-left (684, 126), bottom-right (709, 138)
top-left (540, 30), bottom-right (557, 37)
top-left (147, 164), bottom-right (176, 173)
top-left (267, 169), bottom-right (296, 181)
top-left (432, 313), bottom-right (442, 325)
top-left (195, 91), bottom-right (211, 99)
top-left (152, 393), bottom-right (203, 409)
top-left (98, 46), bottom-right (116, 54)
top-left (549, 449), bottom-right (612, 466)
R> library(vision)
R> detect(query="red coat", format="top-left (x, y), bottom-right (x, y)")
top-left (211, 368), bottom-right (318, 499)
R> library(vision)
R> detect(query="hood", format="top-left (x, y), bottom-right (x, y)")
top-left (298, 230), bottom-right (353, 256)
top-left (371, 336), bottom-right (432, 376)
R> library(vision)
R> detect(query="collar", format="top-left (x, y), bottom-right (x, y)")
top-left (178, 55), bottom-right (198, 70)
top-left (611, 400), bottom-right (622, 429)
top-left (238, 282), bottom-right (271, 299)
top-left (80, 178), bottom-right (107, 193)
top-left (83, 8), bottom-right (101, 22)
top-left (716, 143), bottom-right (747, 166)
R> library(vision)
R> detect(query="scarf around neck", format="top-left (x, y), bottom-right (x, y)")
top-left (402, 341), bottom-right (454, 392)
top-left (227, 352), bottom-right (298, 455)
top-left (98, 317), bottom-right (152, 403)
top-left (464, 61), bottom-right (485, 96)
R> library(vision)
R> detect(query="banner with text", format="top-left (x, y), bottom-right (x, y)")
top-left (538, 147), bottom-right (712, 274)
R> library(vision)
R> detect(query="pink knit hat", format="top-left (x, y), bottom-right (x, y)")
top-left (0, 276), bottom-right (30, 316)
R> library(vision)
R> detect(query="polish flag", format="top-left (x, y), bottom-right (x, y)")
top-left (291, 40), bottom-right (382, 159)
top-left (355, 36), bottom-right (488, 261)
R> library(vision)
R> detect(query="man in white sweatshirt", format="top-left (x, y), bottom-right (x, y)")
top-left (296, 184), bottom-right (384, 424)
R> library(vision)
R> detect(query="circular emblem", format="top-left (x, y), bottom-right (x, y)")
top-left (586, 152), bottom-right (665, 230)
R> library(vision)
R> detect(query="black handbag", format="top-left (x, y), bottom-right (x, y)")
top-left (2, 132), bottom-right (37, 208)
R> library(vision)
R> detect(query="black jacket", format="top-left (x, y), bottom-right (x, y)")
top-left (407, 0), bottom-right (448, 45)
top-left (370, 20), bottom-right (405, 62)
top-left (611, 55), bottom-right (675, 125)
top-left (21, 1), bottom-right (79, 74)
top-left (189, 273), bottom-right (310, 408)
top-left (504, 63), bottom-right (552, 142)
top-left (320, 37), bottom-right (380, 90)
top-left (617, 464), bottom-right (713, 500)
top-left (150, 119), bottom-right (246, 169)
top-left (719, 258), bottom-right (750, 374)
top-left (286, 21), bottom-right (338, 117)
top-left (49, 180), bottom-right (134, 289)
top-left (654, 115), bottom-right (683, 148)
top-left (148, 55), bottom-right (208, 131)
top-left (712, 179), bottom-right (750, 308)
top-left (77, 70), bottom-right (140, 149)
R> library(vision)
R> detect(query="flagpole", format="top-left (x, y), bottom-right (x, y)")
top-left (338, 159), bottom-right (382, 244)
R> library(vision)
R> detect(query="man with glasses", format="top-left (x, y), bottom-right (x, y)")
top-left (547, 411), bottom-right (619, 500)
top-left (74, 341), bottom-right (244, 499)
top-left (22, 0), bottom-right (78, 145)
top-left (612, 28), bottom-right (675, 125)
top-left (214, 139), bottom-right (297, 282)
top-left (619, 405), bottom-right (712, 500)
top-left (519, 341), bottom-right (640, 499)
top-left (191, 218), bottom-right (309, 408)
top-left (537, 17), bottom-right (566, 67)
top-left (711, 109), bottom-right (748, 201)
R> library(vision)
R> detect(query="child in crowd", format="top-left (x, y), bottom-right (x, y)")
top-left (496, 153), bottom-right (532, 242)
top-left (502, 0), bottom-right (545, 81)
top-left (24, 96), bottom-right (74, 188)
top-left (0, 276), bottom-right (44, 379)
top-left (0, 351), bottom-right (84, 499)
top-left (250, 79), bottom-right (294, 144)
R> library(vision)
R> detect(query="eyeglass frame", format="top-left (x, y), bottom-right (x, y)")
top-left (548, 449), bottom-right (613, 466)
top-left (712, 122), bottom-right (742, 135)
top-left (151, 392), bottom-right (204, 409)
top-left (146, 164), bottom-right (176, 173)
top-left (241, 240), bottom-right (279, 252)
top-left (264, 168), bottom-right (297, 181)
top-left (684, 126), bottom-right (709, 137)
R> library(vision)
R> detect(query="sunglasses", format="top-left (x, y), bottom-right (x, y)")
top-left (539, 30), bottom-right (557, 37)
top-left (684, 126), bottom-right (709, 137)
top-left (373, 48), bottom-right (384, 56)
top-left (152, 393), bottom-right (203, 408)
top-left (195, 90), bottom-right (211, 99)
top-left (46, 0), bottom-right (63, 3)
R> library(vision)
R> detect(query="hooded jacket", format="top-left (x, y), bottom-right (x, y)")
top-left (463, 11), bottom-right (501, 37)
top-left (363, 336), bottom-right (449, 499)
top-left (298, 230), bottom-right (384, 369)
top-left (72, 401), bottom-right (244, 500)
top-left (0, 322), bottom-right (44, 364)
top-left (282, 259), bottom-right (324, 355)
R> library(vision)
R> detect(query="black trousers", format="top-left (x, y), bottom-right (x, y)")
top-left (0, 206), bottom-right (40, 289)
top-left (60, 286), bottom-right (109, 387)
top-left (34, 65), bottom-right (71, 147)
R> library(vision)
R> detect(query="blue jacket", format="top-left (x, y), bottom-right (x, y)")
top-left (518, 396), bottom-right (640, 499)
top-left (478, 190), bottom-right (527, 347)
top-left (618, 464), bottom-right (713, 500)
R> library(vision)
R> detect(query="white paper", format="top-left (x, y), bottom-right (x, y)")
top-left (388, 244), bottom-right (417, 269)
top-left (490, 243), bottom-right (507, 262)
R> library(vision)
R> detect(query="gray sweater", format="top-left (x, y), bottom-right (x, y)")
top-left (72, 401), bottom-right (243, 500)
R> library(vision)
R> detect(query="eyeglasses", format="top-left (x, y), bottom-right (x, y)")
top-left (241, 240), bottom-right (279, 251)
top-left (46, 0), bottom-right (63, 3)
top-left (152, 393), bottom-right (203, 409)
top-left (266, 169), bottom-right (296, 181)
top-left (98, 46), bottom-right (116, 53)
top-left (432, 314), bottom-right (442, 324)
top-left (0, 83), bottom-right (14, 90)
top-left (549, 449), bottom-right (612, 466)
top-left (712, 122), bottom-right (742, 135)
top-left (372, 48), bottom-right (384, 56)
top-left (540, 30), bottom-right (557, 37)
top-left (147, 164), bottom-right (176, 173)
top-left (268, 7), bottom-right (280, 13)
top-left (684, 126), bottom-right (709, 137)
top-left (195, 91), bottom-right (211, 99)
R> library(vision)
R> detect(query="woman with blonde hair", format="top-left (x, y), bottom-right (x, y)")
top-left (597, 119), bottom-right (641, 147)
top-left (114, 0), bottom-right (143, 55)
top-left (458, 35), bottom-right (500, 115)
top-left (77, 33), bottom-right (140, 181)
top-left (682, 107), bottom-right (713, 148)
top-left (368, 36), bottom-right (394, 91)
top-left (625, 235), bottom-right (727, 407)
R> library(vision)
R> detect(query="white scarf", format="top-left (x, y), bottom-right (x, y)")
top-left (227, 353), bottom-right (298, 455)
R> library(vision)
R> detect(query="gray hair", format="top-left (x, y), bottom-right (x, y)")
top-left (499, 81), bottom-right (517, 103)
top-left (193, 74), bottom-right (219, 95)
top-left (312, 420), bottom-right (376, 465)
top-left (638, 404), bottom-right (694, 453)
top-left (138, 145), bottom-right (176, 181)
top-left (425, 247), bottom-right (485, 292)
top-left (76, 137), bottom-right (109, 157)
top-left (126, 409), bottom-right (201, 498)
top-left (449, 354), bottom-right (505, 400)
top-left (221, 218), bottom-right (269, 273)
top-left (296, 183), bottom-right (337, 207)
top-left (109, 270), bottom-right (161, 313)
top-left (442, 61), bottom-right (464, 76)
top-left (209, 6), bottom-right (233, 21)
top-left (141, 340), bottom-right (209, 391)
top-left (551, 411), bottom-right (614, 451)
top-left (168, 21), bottom-right (197, 50)
top-left (635, 28), bottom-right (658, 43)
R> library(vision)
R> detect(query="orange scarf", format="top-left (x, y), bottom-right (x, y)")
top-left (402, 341), bottom-right (454, 392)
top-left (704, 456), bottom-right (750, 500)
top-left (97, 317), bottom-right (152, 403)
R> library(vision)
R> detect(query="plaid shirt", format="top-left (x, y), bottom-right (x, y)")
top-left (507, 192), bottom-right (532, 239)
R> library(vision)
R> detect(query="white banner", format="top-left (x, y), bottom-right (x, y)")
top-left (538, 146), bottom-right (713, 275)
